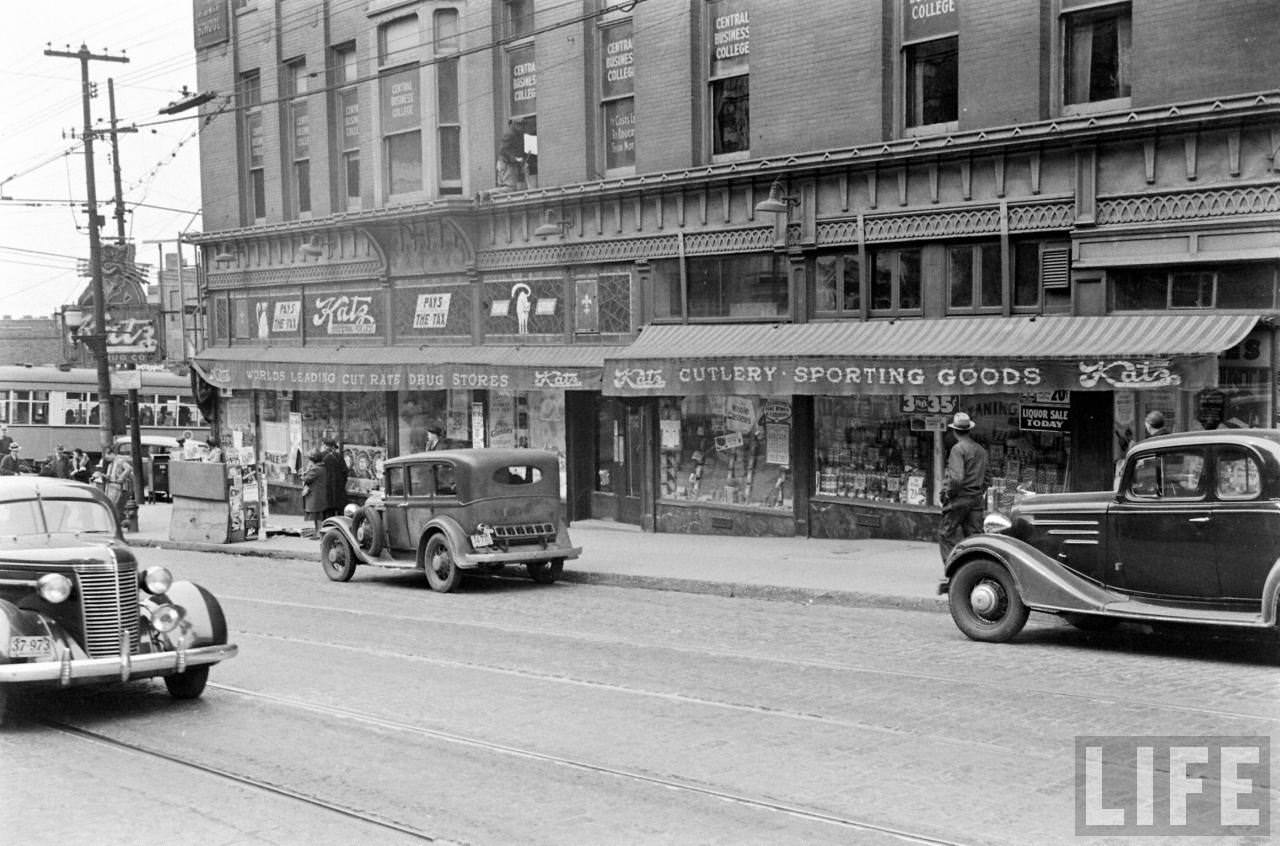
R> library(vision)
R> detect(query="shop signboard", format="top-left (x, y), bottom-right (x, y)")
top-left (1019, 402), bottom-right (1069, 432)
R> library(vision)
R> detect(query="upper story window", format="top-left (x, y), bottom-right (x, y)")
top-left (651, 254), bottom-right (788, 320)
top-left (1062, 1), bottom-right (1131, 111)
top-left (947, 243), bottom-right (1002, 313)
top-left (378, 15), bottom-right (422, 196)
top-left (284, 59), bottom-right (311, 216)
top-left (600, 18), bottom-right (635, 173)
top-left (815, 253), bottom-right (861, 315)
top-left (707, 0), bottom-right (749, 158)
top-left (1111, 265), bottom-right (1279, 311)
top-left (332, 43), bottom-right (360, 211)
top-left (435, 9), bottom-right (462, 193)
top-left (871, 248), bottom-right (923, 315)
top-left (902, 0), bottom-right (958, 132)
top-left (500, 2), bottom-right (537, 190)
top-left (504, 0), bottom-right (534, 40)
top-left (239, 70), bottom-right (265, 221)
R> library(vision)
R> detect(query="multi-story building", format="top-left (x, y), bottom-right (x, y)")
top-left (187, 0), bottom-right (1280, 538)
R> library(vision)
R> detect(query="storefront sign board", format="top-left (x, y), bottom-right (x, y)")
top-left (1019, 402), bottom-right (1069, 432)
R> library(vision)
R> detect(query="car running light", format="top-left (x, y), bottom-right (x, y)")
top-left (151, 604), bottom-right (183, 634)
top-left (141, 566), bottom-right (173, 595)
top-left (37, 572), bottom-right (73, 603)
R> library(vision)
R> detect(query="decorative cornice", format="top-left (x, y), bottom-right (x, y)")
top-left (1096, 183), bottom-right (1280, 226)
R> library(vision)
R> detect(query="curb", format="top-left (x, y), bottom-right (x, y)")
top-left (132, 537), bottom-right (950, 613)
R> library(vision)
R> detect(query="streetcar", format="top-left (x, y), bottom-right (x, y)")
top-left (0, 365), bottom-right (207, 468)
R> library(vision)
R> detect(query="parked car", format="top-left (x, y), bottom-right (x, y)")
top-left (113, 434), bottom-right (182, 502)
top-left (0, 476), bottom-right (237, 723)
top-left (319, 448), bottom-right (581, 592)
top-left (941, 429), bottom-right (1280, 643)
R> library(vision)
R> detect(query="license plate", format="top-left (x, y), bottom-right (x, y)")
top-left (469, 530), bottom-right (493, 548)
top-left (9, 635), bottom-right (53, 658)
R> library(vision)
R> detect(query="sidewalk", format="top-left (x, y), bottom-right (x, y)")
top-left (129, 502), bottom-right (947, 612)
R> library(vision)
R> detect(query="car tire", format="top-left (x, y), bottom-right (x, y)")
top-left (320, 531), bottom-right (357, 582)
top-left (163, 665), bottom-right (210, 700)
top-left (351, 506), bottom-right (385, 557)
top-left (1062, 612), bottom-right (1119, 632)
top-left (948, 557), bottom-right (1029, 643)
top-left (526, 559), bottom-right (564, 584)
top-left (424, 535), bottom-right (462, 593)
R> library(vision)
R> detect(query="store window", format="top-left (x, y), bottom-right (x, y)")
top-left (686, 254), bottom-right (788, 319)
top-left (397, 389), bottom-right (469, 454)
top-left (300, 391), bottom-right (389, 494)
top-left (1112, 265), bottom-right (1279, 311)
top-left (871, 248), bottom-right (923, 314)
top-left (815, 253), bottom-right (861, 314)
top-left (600, 18), bottom-right (635, 172)
top-left (284, 59), bottom-right (311, 217)
top-left (814, 396), bottom-right (935, 506)
top-left (332, 42), bottom-right (360, 211)
top-left (1062, 1), bottom-right (1131, 110)
top-left (707, 0), bottom-right (749, 157)
top-left (947, 243), bottom-right (1002, 312)
top-left (379, 16), bottom-right (422, 196)
top-left (435, 10), bottom-right (462, 193)
top-left (659, 395), bottom-right (792, 511)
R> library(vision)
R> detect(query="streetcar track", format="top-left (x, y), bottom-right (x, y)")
top-left (44, 720), bottom-right (444, 843)
top-left (227, 594), bottom-right (1280, 725)
top-left (206, 681), bottom-right (973, 846)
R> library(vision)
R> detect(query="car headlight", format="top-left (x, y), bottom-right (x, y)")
top-left (151, 604), bottom-right (183, 634)
top-left (37, 572), bottom-right (73, 603)
top-left (343, 503), bottom-right (359, 519)
top-left (983, 512), bottom-right (1013, 533)
top-left (141, 566), bottom-right (173, 595)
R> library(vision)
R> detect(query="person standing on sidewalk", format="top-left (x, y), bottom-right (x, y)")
top-left (301, 449), bottom-right (329, 538)
top-left (937, 412), bottom-right (990, 584)
top-left (322, 438), bottom-right (348, 518)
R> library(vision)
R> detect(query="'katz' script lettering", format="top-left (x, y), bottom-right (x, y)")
top-left (313, 295), bottom-right (376, 335)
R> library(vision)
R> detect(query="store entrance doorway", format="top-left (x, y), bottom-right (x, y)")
top-left (592, 397), bottom-right (646, 526)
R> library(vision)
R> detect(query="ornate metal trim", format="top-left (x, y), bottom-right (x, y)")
top-left (1096, 184), bottom-right (1280, 226)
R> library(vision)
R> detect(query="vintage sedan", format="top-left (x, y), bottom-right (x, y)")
top-left (319, 448), bottom-right (581, 592)
top-left (942, 429), bottom-right (1280, 642)
top-left (0, 477), bottom-right (237, 723)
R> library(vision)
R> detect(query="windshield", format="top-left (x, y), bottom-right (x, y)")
top-left (0, 497), bottom-right (115, 538)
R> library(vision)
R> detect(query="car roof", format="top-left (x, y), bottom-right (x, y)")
top-left (0, 476), bottom-right (106, 502)
top-left (384, 448), bottom-right (559, 470)
top-left (1129, 428), bottom-right (1280, 455)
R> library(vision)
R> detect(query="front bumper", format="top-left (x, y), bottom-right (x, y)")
top-left (0, 642), bottom-right (238, 686)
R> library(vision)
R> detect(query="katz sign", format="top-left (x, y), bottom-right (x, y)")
top-left (605, 355), bottom-right (1219, 397)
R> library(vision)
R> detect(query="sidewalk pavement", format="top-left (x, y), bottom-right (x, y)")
top-left (128, 502), bottom-right (947, 613)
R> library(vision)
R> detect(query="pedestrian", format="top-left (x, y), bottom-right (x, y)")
top-left (322, 437), bottom-right (347, 518)
top-left (102, 447), bottom-right (135, 526)
top-left (204, 437), bottom-right (224, 462)
top-left (0, 425), bottom-right (12, 458)
top-left (1143, 410), bottom-right (1170, 438)
top-left (937, 412), bottom-right (991, 585)
top-left (71, 448), bottom-right (92, 483)
top-left (425, 424), bottom-right (446, 451)
top-left (301, 449), bottom-right (329, 538)
top-left (53, 446), bottom-right (73, 479)
top-left (0, 443), bottom-right (21, 475)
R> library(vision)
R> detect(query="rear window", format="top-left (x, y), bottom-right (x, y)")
top-left (494, 466), bottom-right (543, 485)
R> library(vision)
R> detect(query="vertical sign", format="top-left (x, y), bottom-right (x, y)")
top-left (193, 0), bottom-right (229, 50)
top-left (246, 112), bottom-right (264, 167)
top-left (381, 67), bottom-right (419, 134)
top-left (709, 0), bottom-right (750, 76)
top-left (602, 20), bottom-right (634, 99)
top-left (340, 87), bottom-right (360, 150)
top-left (509, 44), bottom-right (536, 114)
top-left (293, 101), bottom-right (310, 158)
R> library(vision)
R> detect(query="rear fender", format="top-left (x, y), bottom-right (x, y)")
top-left (417, 517), bottom-right (471, 568)
top-left (945, 534), bottom-right (1119, 614)
top-left (145, 581), bottom-right (227, 647)
top-left (1262, 560), bottom-right (1280, 627)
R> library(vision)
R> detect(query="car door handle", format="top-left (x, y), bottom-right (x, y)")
top-left (1187, 516), bottom-right (1211, 524)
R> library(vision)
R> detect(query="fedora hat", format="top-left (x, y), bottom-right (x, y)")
top-left (948, 412), bottom-right (975, 431)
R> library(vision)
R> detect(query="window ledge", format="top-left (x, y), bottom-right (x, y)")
top-left (903, 120), bottom-right (959, 138)
top-left (1062, 97), bottom-right (1132, 117)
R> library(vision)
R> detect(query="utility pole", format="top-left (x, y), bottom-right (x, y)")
top-left (107, 78), bottom-right (145, 522)
top-left (44, 43), bottom-right (128, 461)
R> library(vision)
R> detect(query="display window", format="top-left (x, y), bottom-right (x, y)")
top-left (658, 395), bottom-right (792, 510)
top-left (300, 391), bottom-right (389, 494)
top-left (814, 396), bottom-right (935, 506)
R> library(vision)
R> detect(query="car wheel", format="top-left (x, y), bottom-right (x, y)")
top-left (351, 506), bottom-right (385, 556)
top-left (164, 665), bottom-right (210, 700)
top-left (1062, 612), bottom-right (1120, 632)
top-left (526, 559), bottom-right (564, 584)
top-left (320, 531), bottom-right (357, 582)
top-left (424, 535), bottom-right (462, 593)
top-left (948, 557), bottom-right (1029, 643)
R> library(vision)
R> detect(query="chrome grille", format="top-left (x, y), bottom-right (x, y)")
top-left (490, 522), bottom-right (556, 546)
top-left (76, 564), bottom-right (140, 658)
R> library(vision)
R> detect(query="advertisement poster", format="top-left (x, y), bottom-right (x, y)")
top-left (489, 392), bottom-right (516, 448)
top-left (660, 419), bottom-right (681, 452)
top-left (343, 444), bottom-right (386, 494)
top-left (766, 423), bottom-right (790, 466)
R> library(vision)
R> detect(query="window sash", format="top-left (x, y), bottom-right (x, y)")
top-left (1064, 5), bottom-right (1131, 105)
top-left (711, 74), bottom-right (749, 156)
top-left (906, 36), bottom-right (958, 127)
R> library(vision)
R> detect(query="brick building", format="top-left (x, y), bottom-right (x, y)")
top-left (187, 0), bottom-right (1280, 538)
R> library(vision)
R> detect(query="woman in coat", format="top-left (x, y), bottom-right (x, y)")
top-left (301, 449), bottom-right (330, 538)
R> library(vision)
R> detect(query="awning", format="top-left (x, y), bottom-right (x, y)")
top-left (191, 344), bottom-right (617, 392)
top-left (602, 314), bottom-right (1260, 397)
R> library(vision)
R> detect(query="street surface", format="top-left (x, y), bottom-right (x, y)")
top-left (4, 548), bottom-right (1277, 845)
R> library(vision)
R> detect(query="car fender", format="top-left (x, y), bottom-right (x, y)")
top-left (1262, 559), bottom-right (1280, 627)
top-left (320, 515), bottom-right (378, 565)
top-left (145, 581), bottom-right (228, 647)
top-left (945, 533), bottom-right (1120, 614)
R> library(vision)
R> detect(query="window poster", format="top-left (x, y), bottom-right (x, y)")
top-left (709, 0), bottom-right (749, 76)
top-left (903, 0), bottom-right (959, 42)
top-left (381, 67), bottom-right (419, 134)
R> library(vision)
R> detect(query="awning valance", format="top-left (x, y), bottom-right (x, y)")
top-left (602, 314), bottom-right (1260, 397)
top-left (192, 344), bottom-right (617, 392)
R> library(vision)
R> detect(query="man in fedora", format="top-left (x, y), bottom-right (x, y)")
top-left (937, 411), bottom-right (990, 586)
top-left (0, 443), bottom-right (20, 475)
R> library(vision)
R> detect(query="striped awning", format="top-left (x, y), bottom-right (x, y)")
top-left (192, 344), bottom-right (618, 392)
top-left (603, 314), bottom-right (1261, 397)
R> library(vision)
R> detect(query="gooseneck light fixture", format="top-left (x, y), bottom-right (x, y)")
top-left (534, 209), bottom-right (574, 238)
top-left (754, 177), bottom-right (800, 215)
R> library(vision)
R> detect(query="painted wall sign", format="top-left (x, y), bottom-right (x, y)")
top-left (311, 294), bottom-right (378, 336)
top-left (194, 0), bottom-right (229, 49)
